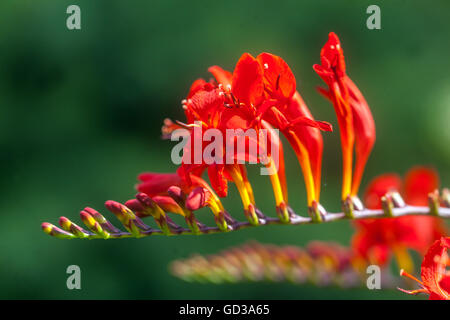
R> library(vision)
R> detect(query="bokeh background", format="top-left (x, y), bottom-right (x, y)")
top-left (1, 0), bottom-right (449, 299)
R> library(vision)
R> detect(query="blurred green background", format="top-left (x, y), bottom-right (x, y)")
top-left (1, 0), bottom-right (449, 299)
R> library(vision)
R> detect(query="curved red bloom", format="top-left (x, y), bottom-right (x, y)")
top-left (256, 52), bottom-right (296, 101)
top-left (255, 53), bottom-right (332, 205)
top-left (400, 237), bottom-right (450, 300)
top-left (158, 47), bottom-right (335, 225)
top-left (231, 53), bottom-right (265, 107)
top-left (168, 51), bottom-right (333, 223)
top-left (352, 167), bottom-right (447, 271)
top-left (314, 32), bottom-right (376, 200)
top-left (247, 52), bottom-right (332, 205)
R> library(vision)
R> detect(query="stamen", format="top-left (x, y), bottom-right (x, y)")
top-left (230, 92), bottom-right (238, 106)
top-left (175, 120), bottom-right (203, 129)
top-left (276, 74), bottom-right (281, 91)
top-left (399, 269), bottom-right (423, 286)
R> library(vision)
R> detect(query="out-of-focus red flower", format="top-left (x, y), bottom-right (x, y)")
top-left (314, 32), bottom-right (376, 200)
top-left (352, 167), bottom-right (447, 271)
top-left (400, 237), bottom-right (450, 300)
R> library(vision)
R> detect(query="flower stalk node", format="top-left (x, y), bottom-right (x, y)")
top-left (245, 204), bottom-right (261, 226)
top-left (342, 196), bottom-right (364, 219)
top-left (276, 201), bottom-right (290, 223)
top-left (381, 194), bottom-right (395, 217)
top-left (442, 188), bottom-right (450, 208)
top-left (390, 191), bottom-right (406, 208)
top-left (308, 201), bottom-right (326, 223)
top-left (428, 190), bottom-right (440, 216)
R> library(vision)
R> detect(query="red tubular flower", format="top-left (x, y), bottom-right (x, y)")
top-left (212, 52), bottom-right (332, 207)
top-left (314, 32), bottom-right (376, 201)
top-left (400, 237), bottom-right (450, 300)
top-left (253, 52), bottom-right (332, 206)
top-left (352, 167), bottom-right (447, 272)
top-left (162, 51), bottom-right (332, 222)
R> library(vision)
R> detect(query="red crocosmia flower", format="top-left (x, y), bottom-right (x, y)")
top-left (172, 54), bottom-right (280, 222)
top-left (400, 237), bottom-right (450, 300)
top-left (169, 51), bottom-right (332, 223)
top-left (207, 52), bottom-right (332, 207)
top-left (165, 75), bottom-right (260, 222)
top-left (254, 52), bottom-right (332, 205)
top-left (352, 167), bottom-right (447, 272)
top-left (314, 32), bottom-right (376, 201)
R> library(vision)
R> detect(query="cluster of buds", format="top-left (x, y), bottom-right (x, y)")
top-left (40, 171), bottom-right (450, 240)
top-left (170, 241), bottom-right (365, 288)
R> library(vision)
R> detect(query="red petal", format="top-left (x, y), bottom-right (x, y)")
top-left (188, 88), bottom-right (225, 122)
top-left (187, 79), bottom-right (208, 99)
top-left (136, 172), bottom-right (184, 197)
top-left (363, 173), bottom-right (402, 209)
top-left (345, 76), bottom-right (376, 195)
top-left (284, 92), bottom-right (325, 200)
top-left (231, 53), bottom-right (264, 106)
top-left (403, 166), bottom-right (440, 206)
top-left (351, 226), bottom-right (391, 265)
top-left (319, 32), bottom-right (346, 78)
top-left (288, 116), bottom-right (333, 132)
top-left (208, 65), bottom-right (232, 87)
top-left (256, 52), bottom-right (296, 99)
top-left (208, 164), bottom-right (228, 197)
